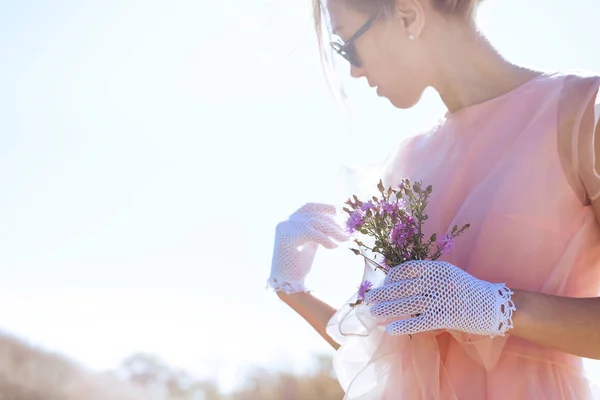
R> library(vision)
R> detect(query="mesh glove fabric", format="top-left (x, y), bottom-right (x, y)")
top-left (365, 260), bottom-right (516, 337)
top-left (267, 203), bottom-right (349, 294)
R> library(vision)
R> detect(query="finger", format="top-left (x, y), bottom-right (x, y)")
top-left (293, 203), bottom-right (337, 216)
top-left (385, 260), bottom-right (429, 283)
top-left (297, 227), bottom-right (340, 249)
top-left (364, 278), bottom-right (422, 304)
top-left (307, 215), bottom-right (350, 243)
top-left (370, 295), bottom-right (430, 318)
top-left (277, 218), bottom-right (345, 250)
top-left (386, 313), bottom-right (432, 336)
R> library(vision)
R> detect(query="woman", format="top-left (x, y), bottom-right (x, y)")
top-left (267, 0), bottom-right (600, 398)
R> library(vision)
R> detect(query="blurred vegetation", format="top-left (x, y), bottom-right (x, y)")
top-left (0, 332), bottom-right (344, 400)
top-left (117, 352), bottom-right (345, 400)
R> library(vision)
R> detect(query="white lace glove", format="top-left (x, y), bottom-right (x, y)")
top-left (267, 203), bottom-right (349, 294)
top-left (364, 260), bottom-right (516, 337)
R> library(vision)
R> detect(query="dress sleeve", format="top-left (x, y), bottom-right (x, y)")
top-left (557, 74), bottom-right (600, 205)
top-left (580, 89), bottom-right (600, 202)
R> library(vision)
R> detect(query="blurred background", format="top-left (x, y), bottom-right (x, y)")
top-left (1, 0), bottom-right (600, 398)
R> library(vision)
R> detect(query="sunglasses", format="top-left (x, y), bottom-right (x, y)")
top-left (330, 14), bottom-right (378, 68)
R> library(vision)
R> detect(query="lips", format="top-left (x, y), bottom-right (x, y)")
top-left (368, 81), bottom-right (381, 95)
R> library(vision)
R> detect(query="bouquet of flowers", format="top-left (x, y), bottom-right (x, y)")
top-left (343, 178), bottom-right (470, 307)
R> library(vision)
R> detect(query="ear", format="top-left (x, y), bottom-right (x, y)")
top-left (394, 0), bottom-right (425, 39)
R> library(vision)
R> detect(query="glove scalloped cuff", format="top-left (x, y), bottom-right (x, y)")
top-left (266, 277), bottom-right (309, 295)
top-left (491, 283), bottom-right (516, 337)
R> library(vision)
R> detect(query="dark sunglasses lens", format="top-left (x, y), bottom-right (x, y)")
top-left (345, 45), bottom-right (361, 67)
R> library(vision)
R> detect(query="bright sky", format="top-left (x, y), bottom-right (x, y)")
top-left (1, 0), bottom-right (600, 393)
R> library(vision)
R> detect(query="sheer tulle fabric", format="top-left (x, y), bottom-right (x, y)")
top-left (328, 71), bottom-right (600, 399)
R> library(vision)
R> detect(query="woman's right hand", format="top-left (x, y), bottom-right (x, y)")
top-left (267, 203), bottom-right (349, 295)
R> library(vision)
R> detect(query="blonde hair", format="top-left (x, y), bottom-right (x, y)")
top-left (432, 0), bottom-right (483, 15)
top-left (312, 0), bottom-right (483, 101)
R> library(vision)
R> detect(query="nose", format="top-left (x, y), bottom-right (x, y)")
top-left (350, 64), bottom-right (366, 79)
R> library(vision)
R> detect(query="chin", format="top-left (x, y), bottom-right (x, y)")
top-left (384, 88), bottom-right (425, 109)
top-left (387, 95), bottom-right (420, 109)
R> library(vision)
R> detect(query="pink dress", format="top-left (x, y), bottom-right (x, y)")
top-left (327, 71), bottom-right (600, 399)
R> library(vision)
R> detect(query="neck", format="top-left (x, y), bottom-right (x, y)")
top-left (428, 23), bottom-right (541, 113)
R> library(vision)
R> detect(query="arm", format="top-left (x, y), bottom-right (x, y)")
top-left (367, 95), bottom-right (600, 355)
top-left (267, 203), bottom-right (349, 351)
top-left (367, 254), bottom-right (600, 359)
top-left (510, 289), bottom-right (600, 359)
top-left (510, 132), bottom-right (600, 359)
top-left (277, 291), bottom-right (340, 350)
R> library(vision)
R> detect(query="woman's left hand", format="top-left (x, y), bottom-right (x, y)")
top-left (364, 260), bottom-right (516, 337)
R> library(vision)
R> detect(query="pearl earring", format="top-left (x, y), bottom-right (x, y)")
top-left (408, 34), bottom-right (415, 40)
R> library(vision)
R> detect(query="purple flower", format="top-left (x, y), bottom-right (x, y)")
top-left (381, 201), bottom-right (396, 214)
top-left (390, 215), bottom-right (417, 248)
top-left (360, 201), bottom-right (375, 212)
top-left (346, 210), bottom-right (364, 234)
top-left (357, 280), bottom-right (373, 301)
top-left (440, 234), bottom-right (455, 254)
top-left (390, 223), bottom-right (409, 247)
top-left (377, 256), bottom-right (391, 271)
